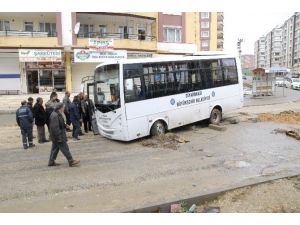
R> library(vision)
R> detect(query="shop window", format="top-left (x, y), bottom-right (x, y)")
top-left (39, 70), bottom-right (53, 87)
top-left (53, 70), bottom-right (65, 91)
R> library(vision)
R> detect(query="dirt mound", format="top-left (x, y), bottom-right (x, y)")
top-left (273, 128), bottom-right (300, 141)
top-left (258, 110), bottom-right (300, 124)
top-left (141, 133), bottom-right (189, 150)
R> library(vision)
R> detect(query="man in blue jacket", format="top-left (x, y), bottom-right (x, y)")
top-left (16, 100), bottom-right (35, 149)
top-left (69, 96), bottom-right (81, 140)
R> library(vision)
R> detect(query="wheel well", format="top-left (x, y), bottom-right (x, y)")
top-left (151, 119), bottom-right (168, 131)
top-left (212, 105), bottom-right (222, 113)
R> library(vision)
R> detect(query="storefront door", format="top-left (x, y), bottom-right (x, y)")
top-left (27, 70), bottom-right (39, 93)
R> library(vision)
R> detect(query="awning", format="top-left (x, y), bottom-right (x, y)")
top-left (265, 67), bottom-right (290, 73)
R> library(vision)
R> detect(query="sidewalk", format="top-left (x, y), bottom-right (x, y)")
top-left (0, 93), bottom-right (77, 114)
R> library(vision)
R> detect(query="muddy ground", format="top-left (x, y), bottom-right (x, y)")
top-left (0, 101), bottom-right (300, 212)
top-left (196, 176), bottom-right (300, 213)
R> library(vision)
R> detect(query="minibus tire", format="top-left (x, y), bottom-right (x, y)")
top-left (151, 120), bottom-right (166, 136)
top-left (209, 108), bottom-right (222, 125)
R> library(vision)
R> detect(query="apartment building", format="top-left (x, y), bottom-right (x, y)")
top-left (294, 13), bottom-right (300, 73)
top-left (0, 12), bottom-right (224, 94)
top-left (254, 12), bottom-right (300, 73)
top-left (254, 36), bottom-right (266, 68)
top-left (199, 12), bottom-right (224, 51)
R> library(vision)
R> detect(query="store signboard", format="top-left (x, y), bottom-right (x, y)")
top-left (74, 49), bottom-right (127, 63)
top-left (88, 39), bottom-right (114, 51)
top-left (127, 52), bottom-right (153, 59)
top-left (19, 49), bottom-right (62, 62)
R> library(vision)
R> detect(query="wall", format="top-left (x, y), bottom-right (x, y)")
top-left (0, 52), bottom-right (20, 91)
top-left (184, 12), bottom-right (200, 50)
top-left (209, 12), bottom-right (218, 51)
top-left (71, 63), bottom-right (98, 93)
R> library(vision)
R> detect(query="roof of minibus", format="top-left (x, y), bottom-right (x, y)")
top-left (95, 53), bottom-right (238, 69)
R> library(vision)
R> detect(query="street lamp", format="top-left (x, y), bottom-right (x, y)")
top-left (237, 38), bottom-right (243, 59)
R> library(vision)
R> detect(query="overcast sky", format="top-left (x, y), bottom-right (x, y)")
top-left (224, 12), bottom-right (294, 55)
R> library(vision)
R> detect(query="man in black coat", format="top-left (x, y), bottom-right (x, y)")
top-left (48, 102), bottom-right (80, 167)
top-left (16, 100), bottom-right (35, 149)
top-left (83, 95), bottom-right (95, 133)
top-left (33, 97), bottom-right (49, 144)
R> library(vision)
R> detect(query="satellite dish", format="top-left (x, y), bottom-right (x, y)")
top-left (74, 22), bottom-right (80, 35)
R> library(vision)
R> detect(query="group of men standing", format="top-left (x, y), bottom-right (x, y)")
top-left (15, 91), bottom-right (95, 167)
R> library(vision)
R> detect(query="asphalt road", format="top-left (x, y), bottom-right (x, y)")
top-left (0, 108), bottom-right (300, 212)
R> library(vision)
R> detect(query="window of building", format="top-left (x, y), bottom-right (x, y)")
top-left (0, 20), bottom-right (10, 31)
top-left (201, 31), bottom-right (209, 38)
top-left (39, 22), bottom-right (56, 36)
top-left (201, 40), bottom-right (209, 47)
top-left (201, 12), bottom-right (210, 19)
top-left (78, 24), bottom-right (95, 38)
top-left (99, 25), bottom-right (107, 38)
top-left (24, 22), bottom-right (34, 32)
top-left (138, 28), bottom-right (146, 40)
top-left (201, 21), bottom-right (210, 29)
top-left (163, 27), bottom-right (182, 43)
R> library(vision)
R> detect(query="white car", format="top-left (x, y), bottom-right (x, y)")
top-left (285, 77), bottom-right (300, 90)
top-left (275, 77), bottom-right (284, 87)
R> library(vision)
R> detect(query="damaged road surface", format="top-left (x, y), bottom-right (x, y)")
top-left (0, 119), bottom-right (300, 212)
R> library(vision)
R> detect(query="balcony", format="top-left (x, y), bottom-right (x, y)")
top-left (76, 13), bottom-right (157, 51)
top-left (217, 13), bottom-right (224, 22)
top-left (0, 30), bottom-right (56, 37)
top-left (217, 23), bottom-right (223, 31)
top-left (217, 32), bottom-right (223, 39)
top-left (0, 12), bottom-right (58, 47)
top-left (77, 31), bottom-right (155, 42)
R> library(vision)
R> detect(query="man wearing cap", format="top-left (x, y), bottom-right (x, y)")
top-left (48, 102), bottom-right (80, 167)
top-left (16, 100), bottom-right (35, 149)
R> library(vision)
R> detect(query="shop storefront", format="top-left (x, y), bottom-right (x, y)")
top-left (19, 49), bottom-right (65, 94)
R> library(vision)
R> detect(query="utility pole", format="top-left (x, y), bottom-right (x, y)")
top-left (237, 38), bottom-right (243, 60)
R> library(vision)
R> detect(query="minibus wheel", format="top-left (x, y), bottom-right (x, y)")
top-left (210, 107), bottom-right (222, 125)
top-left (151, 120), bottom-right (166, 136)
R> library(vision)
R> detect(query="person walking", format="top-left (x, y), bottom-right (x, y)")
top-left (16, 100), bottom-right (35, 149)
top-left (48, 102), bottom-right (80, 167)
top-left (63, 91), bottom-right (72, 132)
top-left (69, 96), bottom-right (81, 140)
top-left (33, 97), bottom-right (49, 144)
top-left (83, 95), bottom-right (95, 133)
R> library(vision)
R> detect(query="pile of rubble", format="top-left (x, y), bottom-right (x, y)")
top-left (258, 110), bottom-right (300, 125)
top-left (141, 133), bottom-right (189, 150)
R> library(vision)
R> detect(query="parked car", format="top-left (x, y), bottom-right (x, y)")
top-left (291, 78), bottom-right (300, 90)
top-left (275, 77), bottom-right (284, 87)
top-left (285, 77), bottom-right (300, 89)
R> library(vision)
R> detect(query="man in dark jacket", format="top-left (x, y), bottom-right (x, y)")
top-left (33, 97), bottom-right (48, 144)
top-left (48, 102), bottom-right (80, 167)
top-left (83, 95), bottom-right (95, 133)
top-left (27, 97), bottom-right (34, 114)
top-left (69, 96), bottom-right (81, 140)
top-left (63, 91), bottom-right (72, 132)
top-left (16, 100), bottom-right (35, 149)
